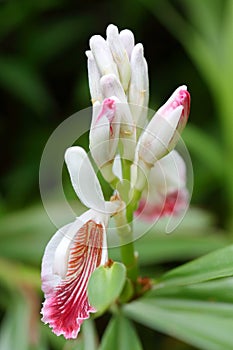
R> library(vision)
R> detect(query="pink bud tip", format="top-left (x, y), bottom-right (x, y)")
top-left (178, 89), bottom-right (190, 121)
top-left (158, 87), bottom-right (191, 134)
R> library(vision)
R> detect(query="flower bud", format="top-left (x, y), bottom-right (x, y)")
top-left (101, 74), bottom-right (134, 136)
top-left (157, 85), bottom-right (190, 135)
top-left (137, 86), bottom-right (190, 166)
top-left (101, 73), bottom-right (127, 103)
top-left (106, 24), bottom-right (131, 91)
top-left (89, 98), bottom-right (120, 182)
top-left (89, 35), bottom-right (119, 78)
top-left (119, 29), bottom-right (135, 59)
top-left (128, 43), bottom-right (149, 127)
top-left (86, 50), bottom-right (103, 104)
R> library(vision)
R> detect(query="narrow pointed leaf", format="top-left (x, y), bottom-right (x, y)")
top-left (156, 244), bottom-right (233, 288)
top-left (99, 315), bottom-right (142, 350)
top-left (124, 299), bottom-right (233, 350)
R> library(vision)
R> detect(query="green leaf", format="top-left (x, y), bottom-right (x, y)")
top-left (0, 296), bottom-right (30, 350)
top-left (148, 277), bottom-right (233, 303)
top-left (135, 234), bottom-right (226, 266)
top-left (88, 262), bottom-right (126, 314)
top-left (124, 253), bottom-right (233, 350)
top-left (99, 315), bottom-right (142, 350)
top-left (82, 319), bottom-right (98, 350)
top-left (124, 299), bottom-right (233, 350)
top-left (156, 244), bottom-right (233, 288)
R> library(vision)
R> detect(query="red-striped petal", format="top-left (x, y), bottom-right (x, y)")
top-left (41, 220), bottom-right (106, 339)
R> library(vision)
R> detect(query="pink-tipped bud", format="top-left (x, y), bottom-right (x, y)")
top-left (137, 86), bottom-right (191, 166)
top-left (158, 85), bottom-right (190, 134)
top-left (90, 98), bottom-right (121, 182)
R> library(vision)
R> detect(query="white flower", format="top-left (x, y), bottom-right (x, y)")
top-left (135, 150), bottom-right (189, 221)
top-left (41, 147), bottom-right (120, 339)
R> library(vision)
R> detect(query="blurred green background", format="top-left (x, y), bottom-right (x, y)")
top-left (1, 0), bottom-right (233, 349)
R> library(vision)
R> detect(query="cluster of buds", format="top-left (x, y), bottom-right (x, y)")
top-left (41, 24), bottom-right (191, 339)
top-left (87, 24), bottom-right (149, 182)
top-left (87, 24), bottom-right (190, 190)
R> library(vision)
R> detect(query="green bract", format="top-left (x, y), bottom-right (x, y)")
top-left (87, 262), bottom-right (126, 314)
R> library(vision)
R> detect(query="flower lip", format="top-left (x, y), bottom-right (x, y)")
top-left (41, 214), bottom-right (108, 339)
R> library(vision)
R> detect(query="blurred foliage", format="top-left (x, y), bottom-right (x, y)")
top-left (1, 0), bottom-right (233, 349)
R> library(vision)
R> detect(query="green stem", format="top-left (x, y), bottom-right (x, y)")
top-left (119, 212), bottom-right (138, 281)
top-left (116, 159), bottom-right (139, 282)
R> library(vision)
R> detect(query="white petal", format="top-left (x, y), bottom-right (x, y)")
top-left (65, 146), bottom-right (105, 211)
top-left (112, 154), bottom-right (122, 181)
top-left (52, 218), bottom-right (84, 279)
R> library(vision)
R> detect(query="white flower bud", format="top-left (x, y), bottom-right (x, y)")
top-left (137, 86), bottom-right (190, 166)
top-left (128, 44), bottom-right (149, 127)
top-left (119, 29), bottom-right (135, 59)
top-left (100, 74), bottom-right (134, 135)
top-left (86, 50), bottom-right (103, 104)
top-left (100, 73), bottom-right (127, 103)
top-left (90, 98), bottom-right (120, 168)
top-left (89, 35), bottom-right (119, 78)
top-left (106, 24), bottom-right (131, 91)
